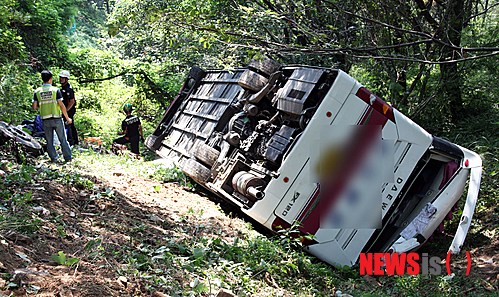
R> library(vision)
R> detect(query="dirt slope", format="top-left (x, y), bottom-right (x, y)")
top-left (0, 162), bottom-right (249, 296)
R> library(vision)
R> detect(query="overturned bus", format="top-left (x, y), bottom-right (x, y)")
top-left (146, 59), bottom-right (482, 267)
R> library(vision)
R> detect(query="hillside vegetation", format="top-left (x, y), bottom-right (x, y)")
top-left (0, 0), bottom-right (497, 296)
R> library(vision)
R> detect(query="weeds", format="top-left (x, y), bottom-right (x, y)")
top-left (0, 163), bottom-right (40, 233)
top-left (51, 251), bottom-right (80, 267)
top-left (148, 166), bottom-right (192, 187)
top-left (0, 153), bottom-right (95, 236)
top-left (37, 166), bottom-right (95, 190)
top-left (113, 226), bottom-right (341, 296)
top-left (74, 149), bottom-right (192, 187)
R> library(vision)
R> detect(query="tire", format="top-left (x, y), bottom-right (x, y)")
top-left (191, 142), bottom-right (220, 167)
top-left (248, 58), bottom-right (281, 77)
top-left (0, 121), bottom-right (43, 156)
top-left (188, 66), bottom-right (207, 82)
top-left (145, 135), bottom-right (160, 150)
top-left (184, 66), bottom-right (207, 91)
top-left (182, 158), bottom-right (211, 184)
top-left (238, 70), bottom-right (268, 92)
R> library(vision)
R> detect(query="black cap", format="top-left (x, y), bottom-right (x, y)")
top-left (41, 70), bottom-right (53, 83)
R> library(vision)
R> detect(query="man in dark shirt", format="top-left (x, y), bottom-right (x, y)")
top-left (113, 103), bottom-right (144, 155)
top-left (59, 70), bottom-right (79, 146)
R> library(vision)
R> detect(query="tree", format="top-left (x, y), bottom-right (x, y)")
top-left (101, 0), bottom-right (499, 127)
top-left (0, 0), bottom-right (81, 123)
top-left (10, 0), bottom-right (78, 68)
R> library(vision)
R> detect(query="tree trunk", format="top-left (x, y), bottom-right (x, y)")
top-left (439, 0), bottom-right (466, 122)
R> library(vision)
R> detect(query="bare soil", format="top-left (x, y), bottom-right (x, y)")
top-left (0, 161), bottom-right (249, 296)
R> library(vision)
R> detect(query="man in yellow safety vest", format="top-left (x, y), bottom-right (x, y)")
top-left (32, 70), bottom-right (73, 163)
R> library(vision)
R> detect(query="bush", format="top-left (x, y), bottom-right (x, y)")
top-left (76, 111), bottom-right (102, 138)
top-left (0, 64), bottom-right (38, 124)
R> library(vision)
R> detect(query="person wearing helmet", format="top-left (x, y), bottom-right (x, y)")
top-left (112, 103), bottom-right (144, 155)
top-left (32, 70), bottom-right (72, 163)
top-left (59, 70), bottom-right (79, 146)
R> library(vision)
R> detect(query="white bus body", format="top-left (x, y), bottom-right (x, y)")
top-left (146, 62), bottom-right (482, 267)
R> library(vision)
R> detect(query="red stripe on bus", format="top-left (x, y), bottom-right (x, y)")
top-left (296, 107), bottom-right (387, 237)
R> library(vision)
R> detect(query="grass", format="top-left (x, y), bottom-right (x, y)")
top-left (0, 109), bottom-right (497, 296)
top-left (72, 148), bottom-right (193, 187)
top-left (0, 160), bottom-right (40, 234)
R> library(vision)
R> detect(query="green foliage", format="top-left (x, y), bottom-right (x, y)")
top-left (13, 0), bottom-right (78, 67)
top-left (107, 0), bottom-right (252, 67)
top-left (0, 0), bottom-right (27, 63)
top-left (61, 47), bottom-right (175, 140)
top-left (116, 231), bottom-right (339, 295)
top-left (0, 0), bottom-right (80, 124)
top-left (67, 47), bottom-right (124, 82)
top-left (74, 112), bottom-right (101, 139)
top-left (72, 79), bottom-right (138, 141)
top-left (0, 163), bottom-right (40, 233)
top-left (0, 63), bottom-right (38, 123)
top-left (36, 164), bottom-right (95, 190)
top-left (74, 149), bottom-right (192, 187)
top-left (51, 251), bottom-right (80, 266)
top-left (66, 0), bottom-right (108, 49)
top-left (84, 238), bottom-right (106, 260)
top-left (76, 88), bottom-right (101, 110)
top-left (441, 102), bottom-right (499, 237)
top-left (148, 166), bottom-right (189, 185)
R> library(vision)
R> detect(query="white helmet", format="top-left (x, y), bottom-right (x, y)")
top-left (59, 70), bottom-right (70, 79)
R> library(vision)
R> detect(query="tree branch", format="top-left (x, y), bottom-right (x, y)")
top-left (212, 33), bottom-right (499, 65)
top-left (348, 51), bottom-right (499, 64)
top-left (466, 1), bottom-right (499, 22)
top-left (78, 71), bottom-right (129, 83)
top-left (324, 1), bottom-right (499, 53)
top-left (78, 69), bottom-right (170, 109)
top-left (171, 8), bottom-right (499, 64)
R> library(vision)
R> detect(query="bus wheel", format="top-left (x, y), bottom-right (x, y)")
top-left (191, 143), bottom-right (220, 167)
top-left (182, 158), bottom-right (211, 184)
top-left (248, 58), bottom-right (281, 77)
top-left (238, 70), bottom-right (268, 92)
